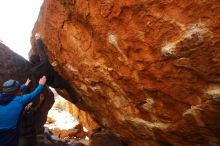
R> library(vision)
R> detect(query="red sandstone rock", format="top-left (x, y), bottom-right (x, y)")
top-left (51, 124), bottom-right (86, 140)
top-left (89, 129), bottom-right (126, 146)
top-left (32, 0), bottom-right (220, 145)
top-left (67, 102), bottom-right (100, 131)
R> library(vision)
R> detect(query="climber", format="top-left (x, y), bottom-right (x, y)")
top-left (0, 76), bottom-right (46, 146)
top-left (29, 33), bottom-right (81, 106)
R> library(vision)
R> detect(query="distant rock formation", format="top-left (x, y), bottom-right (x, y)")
top-left (32, 0), bottom-right (220, 145)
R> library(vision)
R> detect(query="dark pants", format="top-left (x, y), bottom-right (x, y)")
top-left (0, 129), bottom-right (19, 146)
top-left (18, 109), bottom-right (37, 146)
top-left (18, 136), bottom-right (37, 146)
top-left (31, 38), bottom-right (79, 104)
top-left (49, 74), bottom-right (79, 104)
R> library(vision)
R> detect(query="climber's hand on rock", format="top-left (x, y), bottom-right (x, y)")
top-left (39, 76), bottom-right (47, 85)
top-left (35, 33), bottom-right (41, 40)
top-left (25, 78), bottom-right (31, 86)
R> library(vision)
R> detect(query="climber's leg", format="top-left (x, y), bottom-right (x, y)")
top-left (55, 75), bottom-right (79, 104)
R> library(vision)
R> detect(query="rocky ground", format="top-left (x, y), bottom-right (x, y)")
top-left (42, 93), bottom-right (88, 146)
top-left (36, 127), bottom-right (87, 146)
top-left (39, 94), bottom-right (127, 146)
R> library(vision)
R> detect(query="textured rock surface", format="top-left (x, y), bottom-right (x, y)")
top-left (0, 42), bottom-right (54, 145)
top-left (32, 0), bottom-right (220, 145)
top-left (0, 43), bottom-right (31, 84)
top-left (67, 103), bottom-right (100, 131)
top-left (89, 129), bottom-right (127, 146)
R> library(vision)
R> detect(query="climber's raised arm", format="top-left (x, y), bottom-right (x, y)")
top-left (35, 33), bottom-right (48, 62)
top-left (21, 76), bottom-right (46, 106)
top-left (20, 78), bottom-right (31, 92)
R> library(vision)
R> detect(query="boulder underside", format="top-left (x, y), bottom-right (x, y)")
top-left (32, 0), bottom-right (220, 145)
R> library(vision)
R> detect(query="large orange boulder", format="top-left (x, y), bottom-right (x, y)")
top-left (32, 0), bottom-right (220, 145)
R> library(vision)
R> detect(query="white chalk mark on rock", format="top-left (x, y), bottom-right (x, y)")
top-left (161, 23), bottom-right (212, 56)
top-left (108, 32), bottom-right (129, 64)
top-left (161, 42), bottom-right (176, 56)
top-left (206, 85), bottom-right (220, 101)
top-left (66, 63), bottom-right (78, 72)
top-left (90, 85), bottom-right (102, 91)
top-left (141, 98), bottom-right (155, 111)
top-left (130, 118), bottom-right (170, 130)
top-left (51, 61), bottom-right (58, 67)
top-left (206, 85), bottom-right (220, 95)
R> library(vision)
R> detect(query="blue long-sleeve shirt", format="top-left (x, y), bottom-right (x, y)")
top-left (0, 84), bottom-right (44, 130)
top-left (19, 84), bottom-right (26, 92)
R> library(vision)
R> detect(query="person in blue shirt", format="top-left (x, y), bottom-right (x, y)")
top-left (0, 76), bottom-right (46, 146)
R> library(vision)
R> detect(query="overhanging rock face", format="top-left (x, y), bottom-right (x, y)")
top-left (32, 0), bottom-right (220, 145)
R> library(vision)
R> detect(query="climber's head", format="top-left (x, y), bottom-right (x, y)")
top-left (30, 54), bottom-right (40, 64)
top-left (2, 79), bottom-right (20, 94)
